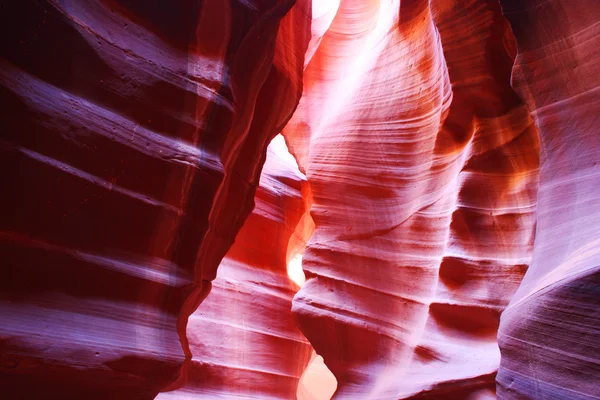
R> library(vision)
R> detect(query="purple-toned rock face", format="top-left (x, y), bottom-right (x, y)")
top-left (0, 0), bottom-right (310, 398)
top-left (496, 1), bottom-right (600, 398)
top-left (1, 0), bottom-right (599, 399)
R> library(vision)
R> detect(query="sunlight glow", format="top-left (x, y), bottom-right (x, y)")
top-left (297, 354), bottom-right (338, 400)
top-left (287, 253), bottom-right (306, 287)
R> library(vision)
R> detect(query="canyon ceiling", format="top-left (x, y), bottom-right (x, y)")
top-left (1, 0), bottom-right (599, 399)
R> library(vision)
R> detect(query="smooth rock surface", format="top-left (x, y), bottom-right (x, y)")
top-left (497, 1), bottom-right (600, 398)
top-left (0, 0), bottom-right (310, 397)
top-left (283, 0), bottom-right (539, 398)
top-left (2, 0), bottom-right (599, 399)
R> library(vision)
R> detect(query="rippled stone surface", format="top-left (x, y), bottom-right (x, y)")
top-left (0, 0), bottom-right (309, 397)
top-left (497, 1), bottom-right (600, 398)
top-left (157, 136), bottom-right (313, 399)
top-left (2, 0), bottom-right (599, 398)
top-left (282, 0), bottom-right (539, 397)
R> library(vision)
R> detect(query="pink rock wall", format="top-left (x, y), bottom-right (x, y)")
top-left (1, 0), bottom-right (599, 398)
top-left (282, 0), bottom-right (539, 397)
top-left (497, 0), bottom-right (600, 398)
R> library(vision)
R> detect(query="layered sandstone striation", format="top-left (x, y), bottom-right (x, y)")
top-left (283, 0), bottom-right (539, 398)
top-left (0, 0), bottom-right (309, 398)
top-left (1, 0), bottom-right (599, 399)
top-left (157, 136), bottom-right (313, 399)
top-left (497, 0), bottom-right (600, 398)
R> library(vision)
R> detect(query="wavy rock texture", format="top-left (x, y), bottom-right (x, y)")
top-left (157, 136), bottom-right (313, 399)
top-left (0, 0), bottom-right (309, 398)
top-left (282, 0), bottom-right (539, 398)
top-left (2, 0), bottom-right (599, 399)
top-left (496, 1), bottom-right (600, 398)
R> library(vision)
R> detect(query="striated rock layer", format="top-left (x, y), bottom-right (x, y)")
top-left (157, 136), bottom-right (313, 399)
top-left (2, 0), bottom-right (599, 398)
top-left (283, 0), bottom-right (539, 398)
top-left (0, 0), bottom-right (310, 398)
top-left (497, 0), bottom-right (600, 398)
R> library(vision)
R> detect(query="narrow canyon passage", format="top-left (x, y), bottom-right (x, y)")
top-left (156, 136), bottom-right (314, 399)
top-left (1, 0), bottom-right (599, 399)
top-left (156, 135), bottom-right (337, 400)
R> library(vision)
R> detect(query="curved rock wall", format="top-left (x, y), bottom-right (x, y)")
top-left (497, 0), bottom-right (600, 398)
top-left (282, 0), bottom-right (539, 398)
top-left (2, 0), bottom-right (599, 398)
top-left (0, 0), bottom-right (309, 398)
top-left (157, 136), bottom-right (313, 399)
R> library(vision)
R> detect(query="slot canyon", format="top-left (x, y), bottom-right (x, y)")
top-left (1, 0), bottom-right (599, 399)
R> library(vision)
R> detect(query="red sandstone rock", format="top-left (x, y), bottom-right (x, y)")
top-left (1, 0), bottom-right (599, 398)
top-left (283, 0), bottom-right (538, 397)
top-left (0, 0), bottom-right (309, 397)
top-left (157, 136), bottom-right (313, 399)
top-left (497, 1), bottom-right (600, 398)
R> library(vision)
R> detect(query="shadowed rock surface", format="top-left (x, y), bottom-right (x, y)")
top-left (1, 0), bottom-right (598, 399)
top-left (0, 0), bottom-right (309, 397)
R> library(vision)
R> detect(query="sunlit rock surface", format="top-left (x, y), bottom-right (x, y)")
top-left (496, 0), bottom-right (600, 398)
top-left (0, 0), bottom-right (309, 398)
top-left (282, 0), bottom-right (539, 397)
top-left (298, 354), bottom-right (338, 400)
top-left (1, 0), bottom-right (599, 398)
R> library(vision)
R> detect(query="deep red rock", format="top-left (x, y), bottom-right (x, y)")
top-left (157, 136), bottom-right (313, 399)
top-left (0, 0), bottom-right (309, 397)
top-left (1, 0), bottom-right (599, 399)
